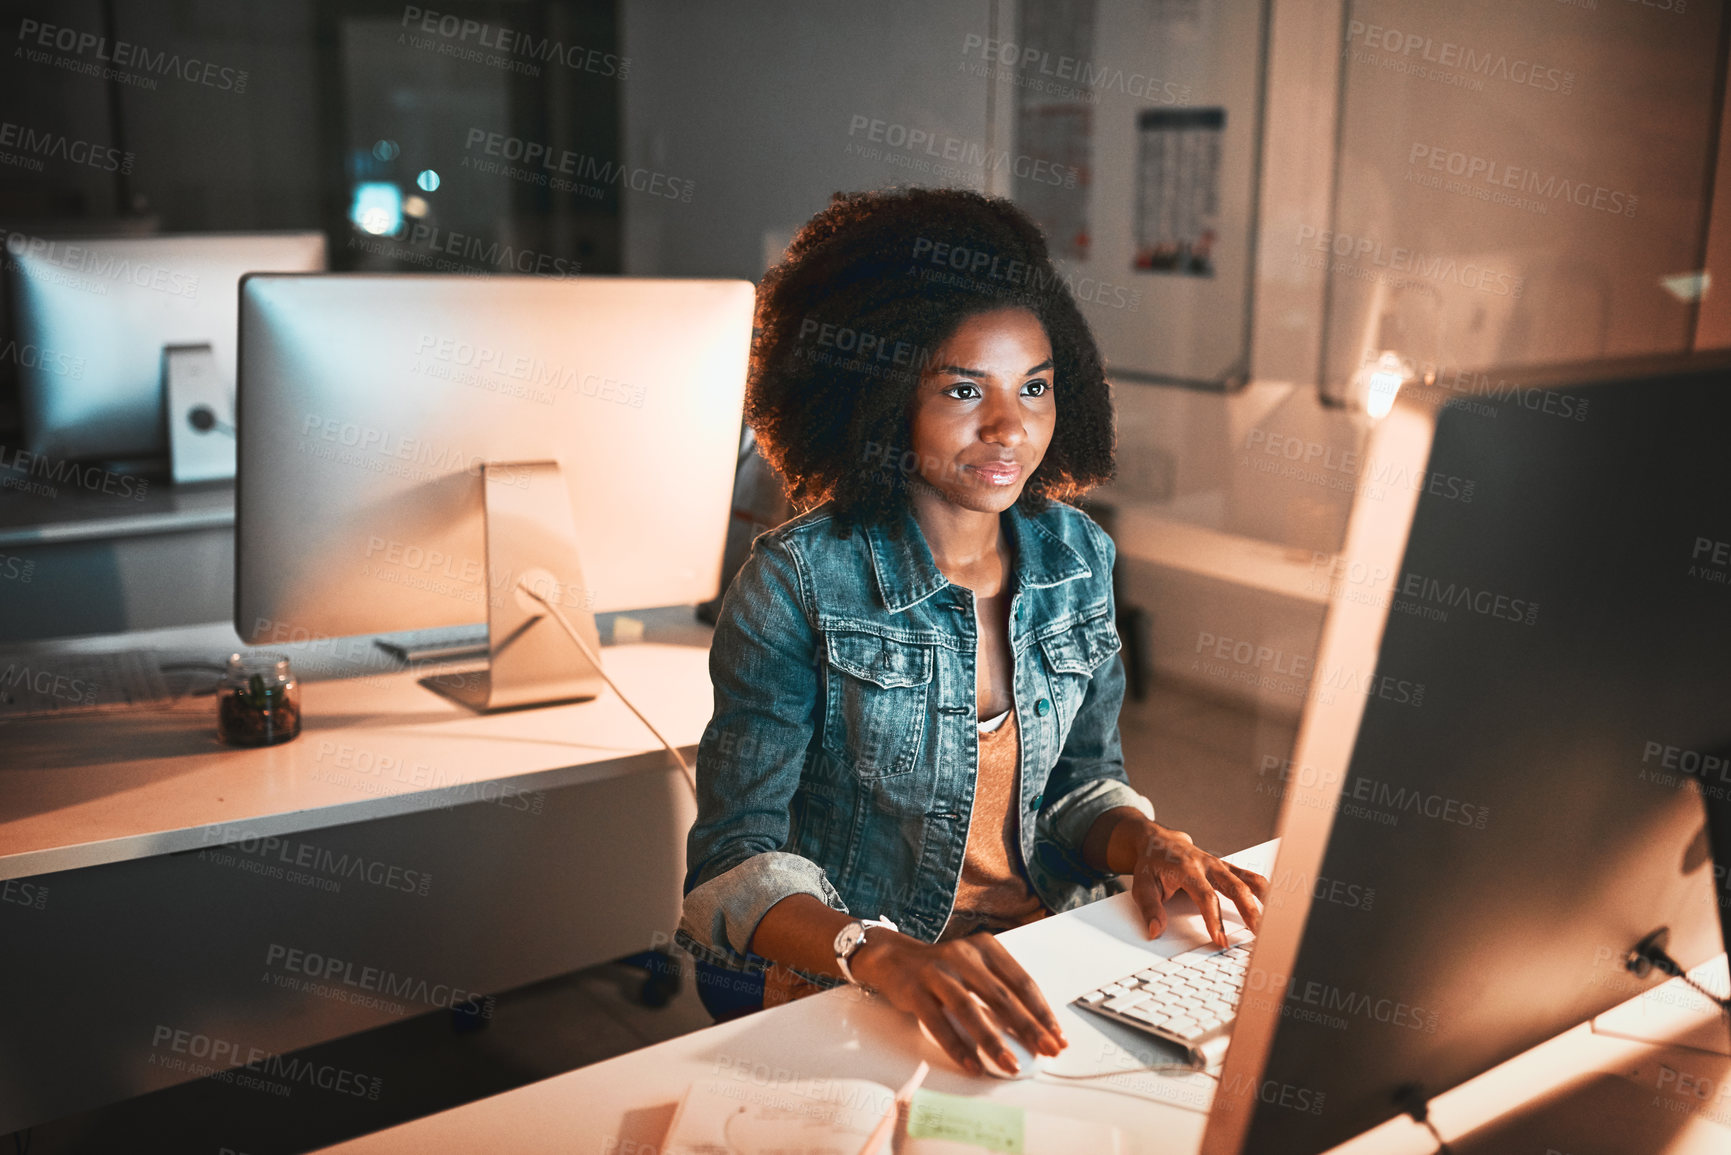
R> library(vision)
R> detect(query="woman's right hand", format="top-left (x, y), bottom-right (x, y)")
top-left (850, 930), bottom-right (1066, 1075)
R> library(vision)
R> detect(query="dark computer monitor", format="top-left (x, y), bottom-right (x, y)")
top-left (7, 231), bottom-right (326, 469)
top-left (1200, 353), bottom-right (1731, 1154)
top-left (1707, 740), bottom-right (1731, 968)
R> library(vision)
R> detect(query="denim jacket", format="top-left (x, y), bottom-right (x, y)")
top-left (676, 497), bottom-right (1153, 983)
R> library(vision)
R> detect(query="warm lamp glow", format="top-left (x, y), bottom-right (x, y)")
top-left (1359, 351), bottom-right (1407, 420)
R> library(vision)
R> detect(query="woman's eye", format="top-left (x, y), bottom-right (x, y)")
top-left (945, 383), bottom-right (980, 399)
top-left (1023, 380), bottom-right (1049, 396)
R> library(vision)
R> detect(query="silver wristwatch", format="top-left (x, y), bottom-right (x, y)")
top-left (834, 915), bottom-right (899, 987)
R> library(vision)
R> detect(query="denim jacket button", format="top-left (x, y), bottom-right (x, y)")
top-left (1035, 697), bottom-right (1051, 717)
top-left (1031, 792), bottom-right (1043, 809)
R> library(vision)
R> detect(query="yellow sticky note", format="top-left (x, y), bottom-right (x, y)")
top-left (905, 1088), bottom-right (1024, 1154)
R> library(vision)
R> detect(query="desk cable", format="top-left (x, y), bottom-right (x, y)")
top-left (1039, 1052), bottom-right (1206, 1082)
top-left (1018, 1046), bottom-right (1210, 1104)
top-left (1626, 927), bottom-right (1731, 1018)
top-left (1395, 1085), bottom-right (1453, 1155)
top-left (515, 580), bottom-right (698, 798)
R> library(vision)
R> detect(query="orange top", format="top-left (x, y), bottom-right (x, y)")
top-left (939, 706), bottom-right (1048, 942)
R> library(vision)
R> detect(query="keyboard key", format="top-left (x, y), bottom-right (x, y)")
top-left (1071, 937), bottom-right (1256, 1051)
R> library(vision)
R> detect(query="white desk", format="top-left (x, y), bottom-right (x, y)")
top-left (311, 845), bottom-right (1276, 1155)
top-left (309, 837), bottom-right (1731, 1155)
top-left (0, 620), bottom-right (713, 1134)
top-left (0, 630), bottom-right (712, 878)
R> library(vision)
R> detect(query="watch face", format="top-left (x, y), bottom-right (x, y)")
top-left (835, 921), bottom-right (865, 958)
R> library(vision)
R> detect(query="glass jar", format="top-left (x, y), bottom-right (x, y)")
top-left (218, 652), bottom-right (301, 747)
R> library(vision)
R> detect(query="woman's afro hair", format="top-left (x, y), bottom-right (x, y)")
top-left (744, 186), bottom-right (1115, 531)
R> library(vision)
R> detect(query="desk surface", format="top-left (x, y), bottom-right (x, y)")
top-left (313, 844), bottom-right (1282, 1155)
top-left (0, 627), bottom-right (714, 879)
top-left (308, 834), bottom-right (1731, 1155)
top-left (0, 473), bottom-right (235, 548)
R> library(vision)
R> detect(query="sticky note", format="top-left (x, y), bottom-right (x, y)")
top-left (905, 1088), bottom-right (1024, 1154)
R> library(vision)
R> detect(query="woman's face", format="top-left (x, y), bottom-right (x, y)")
top-left (906, 307), bottom-right (1055, 515)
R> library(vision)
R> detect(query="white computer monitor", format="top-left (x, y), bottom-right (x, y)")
top-left (235, 272), bottom-right (754, 712)
top-left (7, 231), bottom-right (327, 468)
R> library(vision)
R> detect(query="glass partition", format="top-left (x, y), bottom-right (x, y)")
top-left (1319, 0), bottom-right (1725, 407)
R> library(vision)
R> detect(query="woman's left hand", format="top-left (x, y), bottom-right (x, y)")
top-left (1123, 820), bottom-right (1268, 948)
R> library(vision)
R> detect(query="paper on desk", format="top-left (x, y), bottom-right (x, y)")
top-left (661, 1076), bottom-right (893, 1154)
top-left (661, 1076), bottom-right (1127, 1155)
top-left (904, 1087), bottom-right (1124, 1155)
top-left (906, 1089), bottom-right (1023, 1152)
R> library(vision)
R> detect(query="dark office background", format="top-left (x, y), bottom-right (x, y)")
top-left (0, 0), bottom-right (622, 446)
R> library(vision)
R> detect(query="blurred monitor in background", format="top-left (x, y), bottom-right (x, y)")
top-left (7, 231), bottom-right (327, 471)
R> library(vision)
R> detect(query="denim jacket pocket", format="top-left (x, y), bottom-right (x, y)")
top-left (822, 628), bottom-right (933, 780)
top-left (1036, 608), bottom-right (1122, 739)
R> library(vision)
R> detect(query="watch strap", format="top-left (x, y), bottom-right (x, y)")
top-left (835, 915), bottom-right (899, 987)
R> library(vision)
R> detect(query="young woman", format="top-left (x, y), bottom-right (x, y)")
top-left (676, 188), bottom-right (1267, 1076)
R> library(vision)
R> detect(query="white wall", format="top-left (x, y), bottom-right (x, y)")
top-left (1320, 0), bottom-right (1724, 394)
top-left (620, 0), bottom-right (997, 279)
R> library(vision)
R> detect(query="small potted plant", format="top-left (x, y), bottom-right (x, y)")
top-left (218, 653), bottom-right (301, 747)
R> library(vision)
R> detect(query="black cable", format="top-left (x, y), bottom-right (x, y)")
top-left (1626, 929), bottom-right (1731, 1018)
top-left (1375, 934), bottom-right (1722, 1155)
top-left (1395, 1084), bottom-right (1453, 1155)
top-left (187, 406), bottom-right (237, 437)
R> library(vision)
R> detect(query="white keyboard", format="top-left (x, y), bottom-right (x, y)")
top-left (0, 649), bottom-right (172, 718)
top-left (1073, 933), bottom-right (1255, 1068)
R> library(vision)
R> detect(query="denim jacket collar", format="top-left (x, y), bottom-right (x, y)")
top-left (865, 501), bottom-right (1093, 614)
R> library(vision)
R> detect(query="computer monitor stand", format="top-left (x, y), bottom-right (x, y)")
top-left (162, 343), bottom-right (237, 484)
top-left (420, 460), bottom-right (607, 713)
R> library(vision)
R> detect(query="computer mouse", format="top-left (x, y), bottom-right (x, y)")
top-left (920, 1002), bottom-right (1043, 1080)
